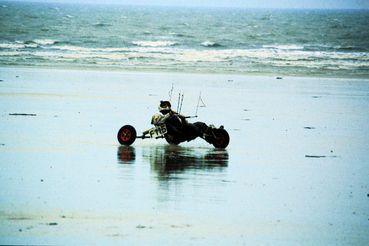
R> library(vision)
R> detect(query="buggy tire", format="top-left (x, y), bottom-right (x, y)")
top-left (117, 125), bottom-right (137, 146)
top-left (212, 129), bottom-right (230, 149)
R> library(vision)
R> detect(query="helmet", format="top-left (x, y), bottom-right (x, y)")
top-left (151, 114), bottom-right (163, 125)
top-left (158, 100), bottom-right (171, 114)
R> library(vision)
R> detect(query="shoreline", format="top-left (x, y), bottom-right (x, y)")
top-left (1, 64), bottom-right (369, 81)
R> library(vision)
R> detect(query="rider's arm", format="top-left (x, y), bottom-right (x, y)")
top-left (157, 112), bottom-right (171, 124)
top-left (177, 114), bottom-right (188, 125)
top-left (142, 129), bottom-right (150, 136)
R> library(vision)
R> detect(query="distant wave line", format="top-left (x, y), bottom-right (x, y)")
top-left (1, 45), bottom-right (368, 67)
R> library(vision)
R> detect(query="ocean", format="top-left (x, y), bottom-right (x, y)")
top-left (1, 2), bottom-right (369, 77)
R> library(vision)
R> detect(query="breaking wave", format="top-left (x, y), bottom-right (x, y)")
top-left (0, 39), bottom-right (59, 49)
top-left (0, 43), bottom-right (26, 49)
top-left (201, 41), bottom-right (222, 47)
top-left (32, 39), bottom-right (59, 46)
top-left (262, 44), bottom-right (304, 50)
top-left (0, 40), bottom-right (368, 75)
top-left (132, 41), bottom-right (177, 47)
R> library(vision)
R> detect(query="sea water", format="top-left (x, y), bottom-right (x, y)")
top-left (0, 2), bottom-right (368, 77)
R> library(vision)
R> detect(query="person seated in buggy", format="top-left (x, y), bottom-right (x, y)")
top-left (144, 100), bottom-right (217, 145)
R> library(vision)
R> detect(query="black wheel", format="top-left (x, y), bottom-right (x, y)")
top-left (212, 129), bottom-right (230, 149)
top-left (117, 125), bottom-right (137, 146)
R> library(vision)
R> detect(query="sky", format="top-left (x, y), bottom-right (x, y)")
top-left (6, 0), bottom-right (369, 9)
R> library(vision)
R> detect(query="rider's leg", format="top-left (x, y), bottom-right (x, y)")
top-left (165, 115), bottom-right (187, 143)
top-left (183, 123), bottom-right (203, 141)
top-left (192, 122), bottom-right (208, 134)
top-left (192, 122), bottom-right (216, 144)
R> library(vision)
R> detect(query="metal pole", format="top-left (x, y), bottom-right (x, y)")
top-left (195, 91), bottom-right (201, 116)
top-left (168, 83), bottom-right (174, 102)
top-left (176, 93), bottom-right (181, 112)
top-left (179, 94), bottom-right (184, 114)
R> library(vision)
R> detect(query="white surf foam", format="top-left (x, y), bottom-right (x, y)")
top-left (33, 39), bottom-right (58, 46)
top-left (1, 42), bottom-right (368, 72)
top-left (132, 41), bottom-right (177, 47)
top-left (0, 43), bottom-right (25, 49)
top-left (262, 44), bottom-right (304, 50)
top-left (201, 41), bottom-right (221, 47)
top-left (51, 45), bottom-right (92, 52)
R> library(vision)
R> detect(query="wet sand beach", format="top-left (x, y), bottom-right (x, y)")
top-left (0, 67), bottom-right (369, 245)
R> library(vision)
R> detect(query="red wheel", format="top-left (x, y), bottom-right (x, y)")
top-left (117, 125), bottom-right (137, 146)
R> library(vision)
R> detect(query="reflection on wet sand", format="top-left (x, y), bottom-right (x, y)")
top-left (117, 145), bottom-right (228, 180)
top-left (143, 145), bottom-right (228, 178)
top-left (117, 146), bottom-right (136, 164)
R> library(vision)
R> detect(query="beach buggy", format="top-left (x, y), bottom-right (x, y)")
top-left (117, 100), bottom-right (230, 149)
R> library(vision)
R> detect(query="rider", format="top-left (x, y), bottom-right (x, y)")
top-left (157, 100), bottom-right (188, 140)
top-left (150, 100), bottom-right (215, 143)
